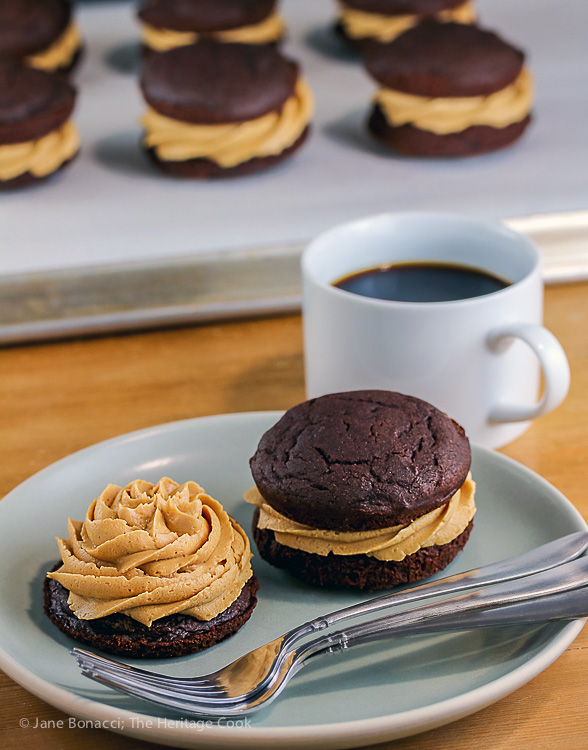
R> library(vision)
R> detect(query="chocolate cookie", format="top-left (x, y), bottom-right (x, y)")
top-left (0, 60), bottom-right (79, 188)
top-left (362, 22), bottom-right (532, 156)
top-left (369, 106), bottom-right (532, 157)
top-left (0, 0), bottom-right (82, 74)
top-left (343, 0), bottom-right (467, 12)
top-left (44, 570), bottom-right (259, 658)
top-left (141, 41), bottom-right (297, 124)
top-left (250, 391), bottom-right (470, 531)
top-left (140, 41), bottom-right (313, 178)
top-left (254, 515), bottom-right (474, 590)
top-left (0, 61), bottom-right (75, 142)
top-left (363, 22), bottom-right (523, 97)
top-left (139, 0), bottom-right (276, 34)
top-left (138, 0), bottom-right (284, 53)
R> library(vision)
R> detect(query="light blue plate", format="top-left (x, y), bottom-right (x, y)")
top-left (0, 412), bottom-right (585, 749)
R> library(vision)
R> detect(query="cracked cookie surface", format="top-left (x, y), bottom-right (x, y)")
top-left (249, 390), bottom-right (470, 531)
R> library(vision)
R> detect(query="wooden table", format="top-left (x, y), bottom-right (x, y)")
top-left (1, 281), bottom-right (587, 750)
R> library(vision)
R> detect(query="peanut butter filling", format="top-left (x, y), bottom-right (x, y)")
top-left (47, 478), bottom-right (253, 627)
top-left (141, 76), bottom-right (313, 167)
top-left (375, 68), bottom-right (533, 134)
top-left (0, 119), bottom-right (79, 181)
top-left (26, 22), bottom-right (82, 72)
top-left (141, 11), bottom-right (285, 52)
top-left (338, 1), bottom-right (475, 42)
top-left (245, 475), bottom-right (476, 562)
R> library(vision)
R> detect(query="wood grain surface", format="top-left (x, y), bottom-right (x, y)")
top-left (1, 282), bottom-right (586, 750)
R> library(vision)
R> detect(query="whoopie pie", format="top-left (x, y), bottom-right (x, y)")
top-left (246, 390), bottom-right (476, 590)
top-left (0, 60), bottom-right (79, 189)
top-left (0, 0), bottom-right (83, 75)
top-left (138, 0), bottom-right (285, 53)
top-left (363, 21), bottom-right (533, 156)
top-left (139, 41), bottom-right (313, 178)
top-left (336, 0), bottom-right (475, 46)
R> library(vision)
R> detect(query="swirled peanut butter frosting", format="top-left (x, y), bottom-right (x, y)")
top-left (338, 1), bottom-right (475, 42)
top-left (0, 120), bottom-right (79, 181)
top-left (375, 68), bottom-right (533, 134)
top-left (142, 77), bottom-right (314, 167)
top-left (48, 478), bottom-right (253, 627)
top-left (141, 11), bottom-right (285, 52)
top-left (26, 23), bottom-right (82, 72)
top-left (245, 475), bottom-right (475, 561)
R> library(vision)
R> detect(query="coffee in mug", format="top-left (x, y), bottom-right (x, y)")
top-left (333, 262), bottom-right (510, 303)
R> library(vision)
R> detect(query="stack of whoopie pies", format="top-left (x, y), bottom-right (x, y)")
top-left (247, 391), bottom-right (476, 590)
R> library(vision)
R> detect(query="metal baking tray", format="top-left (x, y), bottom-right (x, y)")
top-left (1, 0), bottom-right (587, 344)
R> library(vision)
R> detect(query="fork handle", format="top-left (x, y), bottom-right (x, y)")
top-left (299, 555), bottom-right (588, 660)
top-left (301, 585), bottom-right (588, 662)
top-left (299, 532), bottom-right (588, 639)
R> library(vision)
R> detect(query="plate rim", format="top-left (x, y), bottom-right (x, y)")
top-left (0, 411), bottom-right (586, 749)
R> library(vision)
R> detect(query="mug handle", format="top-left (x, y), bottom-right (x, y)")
top-left (487, 323), bottom-right (570, 423)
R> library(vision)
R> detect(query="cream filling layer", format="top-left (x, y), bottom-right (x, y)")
top-left (26, 22), bottom-right (82, 71)
top-left (245, 475), bottom-right (476, 562)
top-left (47, 478), bottom-right (253, 627)
top-left (375, 68), bottom-right (533, 134)
top-left (338, 1), bottom-right (475, 42)
top-left (141, 11), bottom-right (285, 51)
top-left (0, 119), bottom-right (79, 181)
top-left (141, 77), bottom-right (313, 167)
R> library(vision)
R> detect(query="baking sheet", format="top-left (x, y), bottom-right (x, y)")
top-left (0, 0), bottom-right (587, 342)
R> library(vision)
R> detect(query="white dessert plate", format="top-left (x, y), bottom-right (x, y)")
top-left (0, 411), bottom-right (585, 750)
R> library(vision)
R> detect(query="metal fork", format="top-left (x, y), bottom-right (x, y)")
top-left (73, 533), bottom-right (588, 710)
top-left (74, 560), bottom-right (588, 716)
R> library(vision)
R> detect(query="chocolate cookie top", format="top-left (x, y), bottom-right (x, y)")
top-left (0, 60), bottom-right (76, 143)
top-left (140, 41), bottom-right (299, 124)
top-left (342, 0), bottom-right (464, 14)
top-left (138, 0), bottom-right (276, 33)
top-left (363, 22), bottom-right (525, 97)
top-left (249, 390), bottom-right (471, 532)
top-left (0, 0), bottom-right (71, 58)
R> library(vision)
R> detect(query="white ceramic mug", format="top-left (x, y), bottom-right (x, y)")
top-left (302, 212), bottom-right (570, 449)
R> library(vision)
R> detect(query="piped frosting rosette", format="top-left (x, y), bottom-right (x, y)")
top-left (48, 478), bottom-right (253, 627)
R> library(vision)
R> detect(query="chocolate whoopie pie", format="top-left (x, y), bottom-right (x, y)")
top-left (44, 478), bottom-right (258, 658)
top-left (0, 0), bottom-right (83, 75)
top-left (139, 41), bottom-right (313, 178)
top-left (138, 0), bottom-right (285, 53)
top-left (363, 21), bottom-right (533, 156)
top-left (246, 390), bottom-right (476, 590)
top-left (0, 60), bottom-right (79, 188)
top-left (336, 0), bottom-right (476, 46)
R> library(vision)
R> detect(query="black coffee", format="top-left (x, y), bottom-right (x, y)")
top-left (333, 262), bottom-right (510, 303)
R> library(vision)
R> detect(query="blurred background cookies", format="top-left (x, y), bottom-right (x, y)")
top-left (363, 21), bottom-right (533, 156)
top-left (139, 41), bottom-right (313, 178)
top-left (0, 0), bottom-right (83, 75)
top-left (0, 60), bottom-right (79, 189)
top-left (335, 0), bottom-right (476, 46)
top-left (138, 0), bottom-right (286, 54)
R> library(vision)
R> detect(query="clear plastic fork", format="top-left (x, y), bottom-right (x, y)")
top-left (72, 533), bottom-right (588, 713)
